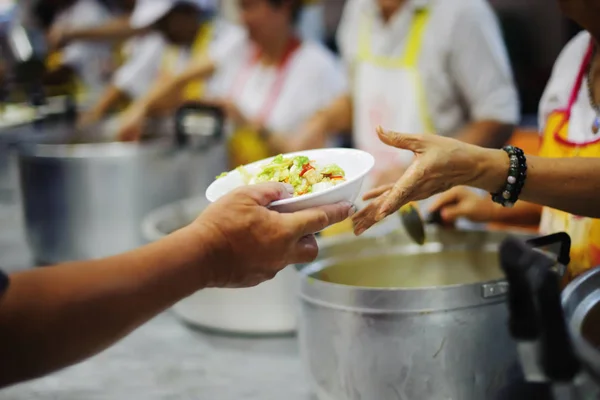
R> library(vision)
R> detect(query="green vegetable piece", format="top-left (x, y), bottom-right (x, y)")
top-left (293, 156), bottom-right (310, 167)
top-left (320, 164), bottom-right (345, 177)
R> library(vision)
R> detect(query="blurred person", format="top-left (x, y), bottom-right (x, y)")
top-left (116, 0), bottom-right (346, 168)
top-left (0, 183), bottom-right (354, 388)
top-left (218, 0), bottom-right (326, 42)
top-left (284, 0), bottom-right (519, 192)
top-left (34, 0), bottom-right (114, 100)
top-left (46, 0), bottom-right (142, 51)
top-left (353, 0), bottom-right (600, 281)
top-left (77, 0), bottom-right (240, 129)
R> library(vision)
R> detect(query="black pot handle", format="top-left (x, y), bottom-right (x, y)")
top-left (526, 232), bottom-right (571, 268)
top-left (174, 101), bottom-right (225, 149)
top-left (536, 267), bottom-right (581, 382)
top-left (500, 236), bottom-right (548, 341)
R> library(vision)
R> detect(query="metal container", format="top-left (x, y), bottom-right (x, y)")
top-left (563, 267), bottom-right (600, 384)
top-left (298, 228), bottom-right (530, 400)
top-left (17, 105), bottom-right (226, 264)
top-left (142, 195), bottom-right (298, 335)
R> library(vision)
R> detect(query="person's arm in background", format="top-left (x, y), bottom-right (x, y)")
top-left (78, 85), bottom-right (127, 126)
top-left (47, 15), bottom-right (147, 51)
top-left (447, 0), bottom-right (520, 148)
top-left (77, 35), bottom-right (165, 128)
top-left (0, 183), bottom-right (353, 388)
top-left (428, 186), bottom-right (542, 226)
top-left (117, 23), bottom-right (245, 141)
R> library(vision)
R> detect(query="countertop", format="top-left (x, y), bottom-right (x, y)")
top-left (0, 201), bottom-right (314, 400)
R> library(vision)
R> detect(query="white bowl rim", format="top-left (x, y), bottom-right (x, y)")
top-left (206, 148), bottom-right (375, 206)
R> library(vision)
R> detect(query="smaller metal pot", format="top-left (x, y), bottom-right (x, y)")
top-left (17, 103), bottom-right (225, 264)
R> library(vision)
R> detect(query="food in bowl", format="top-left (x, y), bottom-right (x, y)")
top-left (217, 154), bottom-right (347, 197)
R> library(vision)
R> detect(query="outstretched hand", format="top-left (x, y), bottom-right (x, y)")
top-left (352, 126), bottom-right (501, 235)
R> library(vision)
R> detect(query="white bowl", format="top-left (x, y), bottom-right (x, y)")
top-left (205, 148), bottom-right (375, 213)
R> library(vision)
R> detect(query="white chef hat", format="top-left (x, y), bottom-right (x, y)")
top-left (131, 0), bottom-right (216, 28)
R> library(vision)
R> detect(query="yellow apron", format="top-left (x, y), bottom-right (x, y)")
top-left (227, 38), bottom-right (301, 169)
top-left (538, 40), bottom-right (600, 282)
top-left (322, 7), bottom-right (433, 238)
top-left (159, 21), bottom-right (214, 102)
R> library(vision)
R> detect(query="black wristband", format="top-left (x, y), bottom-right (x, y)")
top-left (491, 145), bottom-right (527, 208)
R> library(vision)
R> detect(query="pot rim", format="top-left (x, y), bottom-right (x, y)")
top-left (16, 136), bottom-right (175, 158)
top-left (299, 238), bottom-right (510, 313)
top-left (562, 267), bottom-right (600, 377)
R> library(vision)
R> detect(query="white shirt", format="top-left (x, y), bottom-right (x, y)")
top-left (336, 0), bottom-right (519, 136)
top-left (112, 33), bottom-right (166, 99)
top-left (113, 19), bottom-right (243, 100)
top-left (210, 35), bottom-right (347, 135)
top-left (538, 31), bottom-right (596, 144)
top-left (53, 0), bottom-right (113, 92)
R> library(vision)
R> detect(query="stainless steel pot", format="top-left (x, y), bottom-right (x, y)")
top-left (17, 104), bottom-right (226, 264)
top-left (297, 228), bottom-right (531, 400)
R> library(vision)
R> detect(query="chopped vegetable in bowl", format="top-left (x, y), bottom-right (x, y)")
top-left (217, 154), bottom-right (347, 197)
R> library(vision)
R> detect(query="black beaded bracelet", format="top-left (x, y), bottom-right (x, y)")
top-left (491, 145), bottom-right (528, 208)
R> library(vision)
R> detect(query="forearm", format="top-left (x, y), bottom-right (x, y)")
top-left (266, 93), bottom-right (353, 154)
top-left (65, 17), bottom-right (143, 42)
top-left (88, 86), bottom-right (128, 119)
top-left (473, 150), bottom-right (600, 218)
top-left (490, 201), bottom-right (543, 225)
top-left (0, 226), bottom-right (213, 388)
top-left (456, 120), bottom-right (515, 149)
top-left (135, 60), bottom-right (216, 119)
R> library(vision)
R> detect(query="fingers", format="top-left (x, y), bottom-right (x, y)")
top-left (351, 198), bottom-right (385, 236)
top-left (376, 126), bottom-right (426, 152)
top-left (363, 184), bottom-right (393, 201)
top-left (376, 163), bottom-right (424, 221)
top-left (289, 235), bottom-right (319, 264)
top-left (285, 201), bottom-right (355, 238)
top-left (241, 182), bottom-right (294, 206)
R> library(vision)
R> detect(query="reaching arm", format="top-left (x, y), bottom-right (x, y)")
top-left (78, 85), bottom-right (128, 127)
top-left (48, 16), bottom-right (146, 50)
top-left (0, 226), bottom-right (212, 388)
top-left (475, 151), bottom-right (600, 218)
top-left (0, 183), bottom-right (352, 388)
top-left (265, 93), bottom-right (353, 154)
top-left (351, 130), bottom-right (600, 235)
top-left (117, 57), bottom-right (218, 141)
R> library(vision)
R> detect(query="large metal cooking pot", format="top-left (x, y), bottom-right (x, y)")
top-left (141, 195), bottom-right (298, 335)
top-left (17, 104), bottom-right (226, 264)
top-left (297, 228), bottom-right (531, 400)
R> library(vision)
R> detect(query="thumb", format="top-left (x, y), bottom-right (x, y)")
top-left (239, 182), bottom-right (294, 207)
top-left (377, 126), bottom-right (426, 153)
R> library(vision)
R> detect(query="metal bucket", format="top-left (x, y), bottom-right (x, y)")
top-left (298, 228), bottom-right (530, 400)
top-left (17, 104), bottom-right (226, 264)
top-left (141, 196), bottom-right (298, 335)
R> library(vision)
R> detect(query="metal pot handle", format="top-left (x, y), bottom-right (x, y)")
top-left (526, 232), bottom-right (571, 271)
top-left (482, 232), bottom-right (571, 300)
top-left (174, 101), bottom-right (225, 149)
